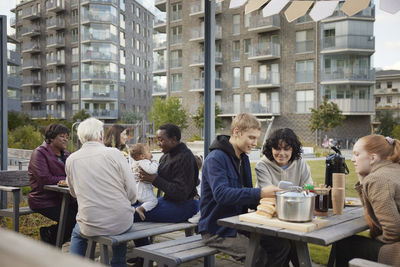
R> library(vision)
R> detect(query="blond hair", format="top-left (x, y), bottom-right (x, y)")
top-left (230, 113), bottom-right (261, 134)
top-left (130, 143), bottom-right (148, 161)
top-left (359, 135), bottom-right (400, 164)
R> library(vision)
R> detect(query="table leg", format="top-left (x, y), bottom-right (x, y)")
top-left (56, 194), bottom-right (70, 248)
top-left (294, 240), bottom-right (312, 267)
top-left (244, 232), bottom-right (260, 267)
top-left (327, 242), bottom-right (336, 267)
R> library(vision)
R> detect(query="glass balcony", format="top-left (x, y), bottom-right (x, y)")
top-left (22, 59), bottom-right (41, 70)
top-left (322, 35), bottom-right (375, 52)
top-left (81, 71), bottom-right (119, 81)
top-left (10, 16), bottom-right (16, 27)
top-left (47, 56), bottom-right (65, 65)
top-left (152, 83), bottom-right (167, 95)
top-left (46, 36), bottom-right (65, 48)
top-left (322, 69), bottom-right (375, 83)
top-left (170, 34), bottom-right (182, 45)
top-left (190, 78), bottom-right (222, 91)
top-left (170, 58), bottom-right (182, 68)
top-left (296, 40), bottom-right (314, 54)
top-left (81, 90), bottom-right (118, 99)
top-left (82, 6), bottom-right (118, 24)
top-left (220, 101), bottom-right (280, 115)
top-left (46, 0), bottom-right (65, 12)
top-left (47, 73), bottom-right (66, 84)
top-left (81, 0), bottom-right (118, 5)
top-left (47, 110), bottom-right (66, 119)
top-left (153, 34), bottom-right (167, 50)
top-left (155, 0), bottom-right (167, 11)
top-left (21, 25), bottom-right (40, 37)
top-left (190, 1), bottom-right (221, 16)
top-left (82, 50), bottom-right (118, 62)
top-left (87, 109), bottom-right (118, 118)
top-left (22, 6), bottom-right (40, 20)
top-left (7, 49), bottom-right (21, 65)
top-left (154, 12), bottom-right (166, 28)
top-left (248, 42), bottom-right (280, 60)
top-left (8, 74), bottom-right (22, 89)
top-left (190, 52), bottom-right (223, 67)
top-left (22, 76), bottom-right (41, 86)
top-left (190, 25), bottom-right (222, 41)
top-left (46, 17), bottom-right (65, 30)
top-left (30, 110), bottom-right (47, 118)
top-left (22, 41), bottom-right (40, 53)
top-left (325, 4), bottom-right (375, 21)
top-left (81, 31), bottom-right (118, 43)
top-left (22, 93), bottom-right (41, 102)
top-left (329, 99), bottom-right (375, 114)
top-left (153, 60), bottom-right (166, 73)
top-left (248, 72), bottom-right (280, 88)
top-left (248, 14), bottom-right (280, 32)
top-left (72, 91), bottom-right (79, 99)
top-left (171, 10), bottom-right (182, 22)
top-left (46, 91), bottom-right (65, 101)
top-left (71, 0), bottom-right (78, 7)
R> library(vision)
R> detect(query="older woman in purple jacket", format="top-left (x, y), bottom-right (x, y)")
top-left (28, 124), bottom-right (77, 246)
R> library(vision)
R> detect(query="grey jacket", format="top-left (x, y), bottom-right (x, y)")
top-left (255, 156), bottom-right (313, 188)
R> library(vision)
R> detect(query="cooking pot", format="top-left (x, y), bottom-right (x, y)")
top-left (275, 187), bottom-right (316, 222)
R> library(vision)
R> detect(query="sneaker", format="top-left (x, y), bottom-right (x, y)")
top-left (188, 211), bottom-right (201, 224)
top-left (127, 257), bottom-right (143, 267)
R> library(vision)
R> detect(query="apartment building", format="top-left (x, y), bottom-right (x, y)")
top-left (11, 0), bottom-right (153, 121)
top-left (7, 35), bottom-right (22, 111)
top-left (153, 0), bottom-right (375, 144)
top-left (375, 69), bottom-right (400, 118)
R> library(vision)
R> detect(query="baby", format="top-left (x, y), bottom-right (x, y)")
top-left (130, 143), bottom-right (159, 221)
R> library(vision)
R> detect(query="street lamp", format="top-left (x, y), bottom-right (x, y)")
top-left (71, 120), bottom-right (81, 151)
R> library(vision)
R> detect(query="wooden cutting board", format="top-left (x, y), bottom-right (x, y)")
top-left (239, 212), bottom-right (329, 232)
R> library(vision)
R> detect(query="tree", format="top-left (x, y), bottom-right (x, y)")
top-left (120, 110), bottom-right (143, 124)
top-left (192, 102), bottom-right (223, 130)
top-left (72, 109), bottom-right (91, 122)
top-left (8, 125), bottom-right (43, 150)
top-left (148, 97), bottom-right (188, 130)
top-left (376, 110), bottom-right (399, 136)
top-left (392, 124), bottom-right (400, 140)
top-left (309, 97), bottom-right (346, 133)
top-left (8, 111), bottom-right (31, 131)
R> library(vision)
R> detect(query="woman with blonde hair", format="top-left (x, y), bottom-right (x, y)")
top-left (335, 134), bottom-right (400, 266)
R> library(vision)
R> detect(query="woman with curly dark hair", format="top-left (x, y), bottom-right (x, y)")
top-left (255, 128), bottom-right (312, 188)
top-left (104, 124), bottom-right (131, 162)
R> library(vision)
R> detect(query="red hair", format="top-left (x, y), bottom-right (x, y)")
top-left (359, 135), bottom-right (400, 164)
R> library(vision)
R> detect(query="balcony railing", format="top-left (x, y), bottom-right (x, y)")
top-left (22, 94), bottom-right (41, 102)
top-left (171, 11), bottom-right (182, 22)
top-left (190, 25), bottom-right (222, 40)
top-left (30, 110), bottom-right (47, 118)
top-left (46, 17), bottom-right (65, 29)
top-left (170, 34), bottom-right (182, 45)
top-left (190, 52), bottom-right (223, 66)
top-left (7, 50), bottom-right (21, 65)
top-left (153, 83), bottom-right (167, 94)
top-left (154, 14), bottom-right (166, 28)
top-left (170, 58), bottom-right (182, 68)
top-left (248, 42), bottom-right (280, 60)
top-left (47, 56), bottom-right (65, 65)
top-left (81, 0), bottom-right (118, 5)
top-left (220, 101), bottom-right (280, 115)
top-left (21, 25), bottom-right (40, 37)
top-left (47, 73), bottom-right (66, 83)
top-left (22, 59), bottom-right (41, 69)
top-left (46, 37), bottom-right (65, 47)
top-left (296, 40), bottom-right (314, 54)
top-left (10, 16), bottom-right (16, 26)
top-left (46, 91), bottom-right (65, 101)
top-left (81, 72), bottom-right (119, 81)
top-left (8, 74), bottom-right (22, 89)
top-left (47, 110), bottom-right (66, 119)
top-left (322, 35), bottom-right (375, 52)
top-left (82, 12), bottom-right (118, 24)
top-left (329, 99), bottom-right (375, 114)
top-left (46, 0), bottom-right (65, 12)
top-left (248, 72), bottom-right (280, 88)
top-left (326, 5), bottom-right (375, 20)
top-left (153, 61), bottom-right (166, 72)
top-left (322, 69), bottom-right (375, 82)
top-left (248, 14), bottom-right (280, 31)
top-left (81, 32), bottom-right (118, 43)
top-left (153, 35), bottom-right (167, 49)
top-left (190, 1), bottom-right (221, 15)
top-left (81, 51), bottom-right (118, 61)
top-left (71, 0), bottom-right (78, 6)
top-left (22, 77), bottom-right (41, 86)
top-left (81, 90), bottom-right (118, 99)
top-left (22, 42), bottom-right (40, 52)
top-left (22, 6), bottom-right (40, 19)
top-left (191, 78), bottom-right (222, 91)
top-left (296, 71), bottom-right (314, 83)
top-left (87, 109), bottom-right (118, 118)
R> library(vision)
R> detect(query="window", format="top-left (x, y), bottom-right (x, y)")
top-left (244, 67), bottom-right (251, 82)
top-left (71, 9), bottom-right (78, 24)
top-left (71, 28), bottom-right (78, 43)
top-left (244, 39), bottom-right (250, 54)
top-left (296, 30), bottom-right (313, 53)
top-left (376, 82), bottom-right (380, 89)
top-left (120, 14), bottom-right (125, 29)
top-left (375, 96), bottom-right (381, 104)
top-left (171, 26), bottom-right (182, 44)
top-left (387, 96), bottom-right (392, 104)
top-left (72, 66), bottom-right (78, 80)
top-left (324, 29), bottom-right (336, 48)
top-left (387, 81), bottom-right (392, 89)
top-left (136, 23), bottom-right (140, 34)
top-left (296, 90), bottom-right (314, 113)
top-left (170, 50), bottom-right (182, 68)
top-left (233, 94), bottom-right (240, 113)
top-left (233, 67), bottom-right (240, 88)
top-left (136, 6), bottom-right (140, 18)
top-left (244, 13), bottom-right (250, 28)
top-left (244, 93), bottom-right (251, 112)
top-left (296, 60), bottom-right (314, 83)
top-left (232, 14), bottom-right (240, 35)
top-left (171, 2), bottom-right (182, 21)
top-left (171, 73), bottom-right (182, 92)
top-left (232, 40), bottom-right (240, 61)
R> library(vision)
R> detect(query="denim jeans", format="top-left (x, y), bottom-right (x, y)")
top-left (70, 223), bottom-right (131, 267)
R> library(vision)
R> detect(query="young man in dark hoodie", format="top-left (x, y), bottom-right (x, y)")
top-left (198, 113), bottom-right (291, 266)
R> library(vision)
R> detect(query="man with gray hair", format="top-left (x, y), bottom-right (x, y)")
top-left (66, 118), bottom-right (137, 267)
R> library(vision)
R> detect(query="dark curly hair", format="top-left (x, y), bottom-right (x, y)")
top-left (159, 123), bottom-right (181, 142)
top-left (45, 124), bottom-right (70, 144)
top-left (104, 124), bottom-right (127, 151)
top-left (262, 128), bottom-right (302, 163)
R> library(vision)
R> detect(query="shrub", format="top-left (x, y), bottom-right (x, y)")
top-left (8, 125), bottom-right (43, 150)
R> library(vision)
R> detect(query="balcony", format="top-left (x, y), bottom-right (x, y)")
top-left (10, 16), bottom-right (16, 28)
top-left (47, 110), bottom-right (66, 119)
top-left (189, 52), bottom-right (223, 67)
top-left (47, 73), bottom-right (66, 84)
top-left (21, 25), bottom-right (41, 37)
top-left (81, 0), bottom-right (118, 5)
top-left (47, 56), bottom-right (65, 66)
top-left (22, 42), bottom-right (40, 53)
top-left (329, 99), bottom-right (375, 115)
top-left (81, 51), bottom-right (118, 62)
top-left (374, 88), bottom-right (399, 96)
top-left (248, 14), bottom-right (280, 33)
top-left (190, 78), bottom-right (222, 92)
top-left (8, 74), bottom-right (22, 89)
top-left (30, 110), bottom-right (47, 119)
top-left (46, 36), bottom-right (65, 48)
top-left (22, 77), bottom-right (41, 87)
top-left (153, 61), bottom-right (167, 74)
top-left (219, 101), bottom-right (280, 117)
top-left (152, 83), bottom-right (167, 96)
top-left (155, 0), bottom-right (166, 11)
top-left (22, 59), bottom-right (41, 70)
top-left (81, 72), bottom-right (119, 81)
top-left (248, 43), bottom-right (280, 61)
top-left (321, 69), bottom-right (375, 84)
top-left (81, 90), bottom-right (118, 100)
top-left (71, 0), bottom-right (78, 7)
top-left (46, 91), bottom-right (65, 101)
top-left (322, 35), bottom-right (375, 54)
top-left (46, 0), bottom-right (65, 13)
top-left (22, 6), bottom-right (40, 20)
top-left (190, 25), bottom-right (222, 42)
top-left (323, 5), bottom-right (375, 22)
top-left (154, 14), bottom-right (167, 33)
top-left (81, 32), bottom-right (118, 43)
top-left (170, 34), bottom-right (182, 46)
top-left (189, 1), bottom-right (221, 16)
top-left (248, 72), bottom-right (280, 89)
top-left (296, 40), bottom-right (314, 54)
top-left (22, 93), bottom-right (41, 103)
top-left (46, 17), bottom-right (65, 30)
top-left (81, 12), bottom-right (118, 25)
top-left (153, 35), bottom-right (167, 50)
top-left (7, 50), bottom-right (21, 66)
top-left (87, 109), bottom-right (118, 119)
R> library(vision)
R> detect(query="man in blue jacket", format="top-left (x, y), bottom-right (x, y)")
top-left (199, 113), bottom-right (291, 266)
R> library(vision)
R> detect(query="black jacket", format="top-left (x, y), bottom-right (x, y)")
top-left (153, 142), bottom-right (199, 202)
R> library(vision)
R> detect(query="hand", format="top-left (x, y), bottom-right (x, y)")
top-left (138, 166), bottom-right (156, 183)
top-left (260, 185), bottom-right (282, 198)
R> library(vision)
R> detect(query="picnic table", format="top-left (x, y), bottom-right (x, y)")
top-left (43, 185), bottom-right (72, 248)
top-left (218, 206), bottom-right (368, 267)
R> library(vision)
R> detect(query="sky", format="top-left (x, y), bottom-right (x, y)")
top-left (0, 0), bottom-right (399, 70)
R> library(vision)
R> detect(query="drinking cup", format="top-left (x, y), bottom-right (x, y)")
top-left (332, 173), bottom-right (345, 188)
top-left (332, 188), bottom-right (345, 215)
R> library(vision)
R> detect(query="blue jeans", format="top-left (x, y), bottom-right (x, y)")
top-left (70, 223), bottom-right (131, 267)
top-left (134, 197), bottom-right (199, 247)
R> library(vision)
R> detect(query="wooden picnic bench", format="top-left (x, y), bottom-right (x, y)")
top-left (0, 170), bottom-right (35, 232)
top-left (81, 221), bottom-right (198, 265)
top-left (132, 234), bottom-right (218, 267)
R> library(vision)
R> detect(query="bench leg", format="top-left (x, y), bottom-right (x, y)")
top-left (13, 191), bottom-right (20, 232)
top-left (185, 228), bottom-right (194, 237)
top-left (204, 255), bottom-right (215, 267)
top-left (86, 240), bottom-right (97, 260)
top-left (327, 242), bottom-right (336, 267)
top-left (100, 244), bottom-right (110, 266)
top-left (143, 258), bottom-right (154, 267)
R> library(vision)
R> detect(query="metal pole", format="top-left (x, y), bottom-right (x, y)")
top-left (0, 16), bottom-right (8, 208)
top-left (204, 0), bottom-right (215, 157)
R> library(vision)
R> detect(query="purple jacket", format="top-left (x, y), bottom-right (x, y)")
top-left (28, 142), bottom-right (70, 209)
